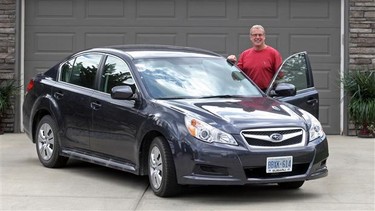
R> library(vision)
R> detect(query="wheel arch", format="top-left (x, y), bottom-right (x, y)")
top-left (30, 95), bottom-right (63, 143)
top-left (138, 130), bottom-right (164, 176)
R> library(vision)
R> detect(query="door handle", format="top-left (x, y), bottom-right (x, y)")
top-left (306, 99), bottom-right (318, 105)
top-left (90, 101), bottom-right (102, 110)
top-left (53, 92), bottom-right (64, 99)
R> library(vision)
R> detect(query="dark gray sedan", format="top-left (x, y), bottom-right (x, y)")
top-left (23, 45), bottom-right (328, 197)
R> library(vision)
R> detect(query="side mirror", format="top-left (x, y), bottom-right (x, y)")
top-left (272, 83), bottom-right (296, 97)
top-left (111, 85), bottom-right (135, 100)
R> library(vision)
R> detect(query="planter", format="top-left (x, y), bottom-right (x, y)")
top-left (342, 70), bottom-right (375, 138)
top-left (357, 128), bottom-right (375, 138)
top-left (0, 79), bottom-right (20, 134)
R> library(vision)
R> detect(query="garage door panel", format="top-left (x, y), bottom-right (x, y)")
top-left (85, 34), bottom-right (127, 49)
top-left (135, 33), bottom-right (177, 45)
top-left (25, 30), bottom-right (75, 61)
top-left (187, 34), bottom-right (228, 54)
top-left (137, 0), bottom-right (176, 18)
top-left (319, 98), bottom-right (340, 134)
top-left (291, 35), bottom-right (330, 55)
top-left (291, 0), bottom-right (329, 19)
top-left (33, 0), bottom-right (74, 17)
top-left (26, 0), bottom-right (340, 28)
top-left (286, 29), bottom-right (341, 63)
top-left (239, 0), bottom-right (279, 19)
top-left (34, 33), bottom-right (75, 53)
top-left (311, 63), bottom-right (341, 98)
top-left (87, 0), bottom-right (125, 18)
top-left (25, 28), bottom-right (77, 61)
top-left (187, 0), bottom-right (226, 18)
top-left (290, 0), bottom-right (340, 25)
top-left (24, 61), bottom-right (58, 84)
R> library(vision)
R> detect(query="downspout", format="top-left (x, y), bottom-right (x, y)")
top-left (15, 0), bottom-right (25, 132)
top-left (340, 0), bottom-right (349, 135)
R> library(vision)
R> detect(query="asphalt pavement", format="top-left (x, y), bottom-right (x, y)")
top-left (0, 133), bottom-right (374, 210)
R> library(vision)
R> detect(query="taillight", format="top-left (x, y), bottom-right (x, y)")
top-left (26, 79), bottom-right (34, 93)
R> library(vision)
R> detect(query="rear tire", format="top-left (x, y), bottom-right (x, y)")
top-left (148, 136), bottom-right (180, 197)
top-left (35, 115), bottom-right (68, 168)
top-left (278, 181), bottom-right (305, 189)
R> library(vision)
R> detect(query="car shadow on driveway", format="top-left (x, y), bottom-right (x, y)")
top-left (60, 159), bottom-right (319, 203)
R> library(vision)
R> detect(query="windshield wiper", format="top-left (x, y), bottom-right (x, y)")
top-left (156, 97), bottom-right (190, 100)
top-left (157, 95), bottom-right (245, 100)
top-left (201, 95), bottom-right (243, 99)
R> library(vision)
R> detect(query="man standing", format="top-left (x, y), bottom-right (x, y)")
top-left (228, 25), bottom-right (282, 92)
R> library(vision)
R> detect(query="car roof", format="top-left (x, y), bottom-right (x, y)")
top-left (87, 44), bottom-right (223, 59)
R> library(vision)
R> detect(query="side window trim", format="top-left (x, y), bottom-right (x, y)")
top-left (304, 53), bottom-right (314, 88)
top-left (99, 54), bottom-right (136, 94)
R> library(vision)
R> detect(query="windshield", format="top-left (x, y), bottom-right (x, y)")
top-left (134, 57), bottom-right (261, 99)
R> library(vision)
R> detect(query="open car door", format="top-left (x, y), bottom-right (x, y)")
top-left (266, 52), bottom-right (319, 119)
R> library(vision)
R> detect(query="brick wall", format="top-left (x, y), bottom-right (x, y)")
top-left (349, 0), bottom-right (375, 71)
top-left (0, 0), bottom-right (16, 133)
top-left (348, 0), bottom-right (375, 135)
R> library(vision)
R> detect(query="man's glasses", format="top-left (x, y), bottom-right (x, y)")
top-left (251, 34), bottom-right (264, 37)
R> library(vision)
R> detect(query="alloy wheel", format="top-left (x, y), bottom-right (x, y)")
top-left (37, 123), bottom-right (55, 161)
top-left (149, 145), bottom-right (163, 189)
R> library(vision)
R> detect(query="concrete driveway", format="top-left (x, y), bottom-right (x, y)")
top-left (0, 133), bottom-right (374, 210)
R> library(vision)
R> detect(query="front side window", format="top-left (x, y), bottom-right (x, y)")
top-left (134, 57), bottom-right (261, 99)
top-left (64, 54), bottom-right (102, 89)
top-left (277, 53), bottom-right (310, 91)
top-left (100, 55), bottom-right (134, 94)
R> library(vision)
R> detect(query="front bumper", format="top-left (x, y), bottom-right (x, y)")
top-left (175, 136), bottom-right (328, 185)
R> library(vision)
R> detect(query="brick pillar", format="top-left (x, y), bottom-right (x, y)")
top-left (348, 0), bottom-right (375, 135)
top-left (0, 0), bottom-right (16, 133)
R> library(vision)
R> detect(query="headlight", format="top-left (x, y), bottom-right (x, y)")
top-left (300, 109), bottom-right (326, 141)
top-left (184, 116), bottom-right (238, 145)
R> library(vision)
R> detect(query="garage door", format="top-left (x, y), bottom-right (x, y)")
top-left (24, 0), bottom-right (341, 134)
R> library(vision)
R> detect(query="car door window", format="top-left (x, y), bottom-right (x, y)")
top-left (100, 55), bottom-right (134, 94)
top-left (267, 51), bottom-right (319, 118)
top-left (276, 52), bottom-right (312, 91)
top-left (64, 54), bottom-right (102, 89)
top-left (60, 58), bottom-right (74, 83)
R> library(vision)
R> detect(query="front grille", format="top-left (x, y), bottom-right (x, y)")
top-left (241, 127), bottom-right (306, 148)
top-left (244, 163), bottom-right (309, 179)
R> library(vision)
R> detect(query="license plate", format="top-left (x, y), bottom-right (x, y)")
top-left (266, 156), bottom-right (293, 173)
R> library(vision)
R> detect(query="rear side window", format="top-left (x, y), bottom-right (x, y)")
top-left (100, 55), bottom-right (134, 94)
top-left (60, 54), bottom-right (102, 89)
top-left (60, 59), bottom-right (74, 82)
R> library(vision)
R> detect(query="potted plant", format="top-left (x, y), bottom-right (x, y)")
top-left (342, 70), bottom-right (375, 138)
top-left (0, 79), bottom-right (20, 134)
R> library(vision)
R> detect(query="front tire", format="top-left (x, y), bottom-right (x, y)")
top-left (148, 137), bottom-right (180, 197)
top-left (35, 115), bottom-right (68, 168)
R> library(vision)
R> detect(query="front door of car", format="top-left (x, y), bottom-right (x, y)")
top-left (267, 52), bottom-right (319, 119)
top-left (90, 55), bottom-right (140, 163)
top-left (53, 53), bottom-right (102, 150)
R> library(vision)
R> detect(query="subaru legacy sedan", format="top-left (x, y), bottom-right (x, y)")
top-left (23, 45), bottom-right (328, 197)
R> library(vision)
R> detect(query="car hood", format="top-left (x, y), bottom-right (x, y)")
top-left (156, 97), bottom-right (306, 131)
